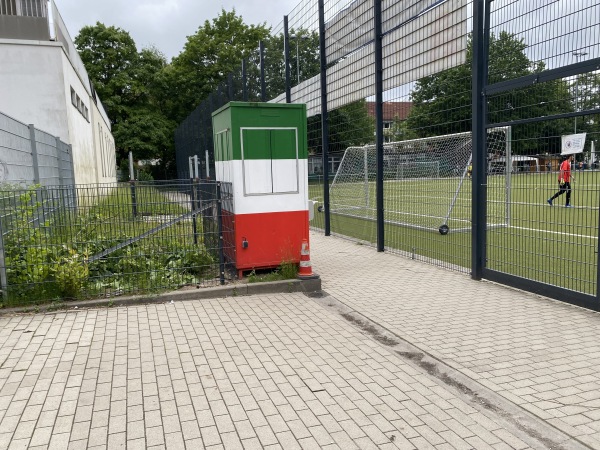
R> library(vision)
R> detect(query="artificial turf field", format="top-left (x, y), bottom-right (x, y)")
top-left (309, 169), bottom-right (599, 295)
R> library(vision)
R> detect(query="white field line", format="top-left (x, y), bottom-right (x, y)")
top-left (508, 225), bottom-right (598, 240)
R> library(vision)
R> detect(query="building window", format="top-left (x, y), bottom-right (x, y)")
top-left (0, 0), bottom-right (18, 15)
top-left (19, 0), bottom-right (45, 17)
top-left (70, 86), bottom-right (90, 121)
top-left (0, 0), bottom-right (46, 17)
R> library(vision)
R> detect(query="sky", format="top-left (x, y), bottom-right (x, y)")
top-left (53, 0), bottom-right (299, 60)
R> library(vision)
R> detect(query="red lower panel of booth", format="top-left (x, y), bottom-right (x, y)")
top-left (222, 209), bottom-right (309, 274)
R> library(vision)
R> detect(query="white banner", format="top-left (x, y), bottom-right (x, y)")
top-left (561, 133), bottom-right (587, 155)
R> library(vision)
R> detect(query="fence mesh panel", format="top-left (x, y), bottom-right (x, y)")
top-left (174, 0), bottom-right (600, 305)
top-left (0, 181), bottom-right (234, 306)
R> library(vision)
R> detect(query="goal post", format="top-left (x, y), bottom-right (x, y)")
top-left (329, 127), bottom-right (511, 234)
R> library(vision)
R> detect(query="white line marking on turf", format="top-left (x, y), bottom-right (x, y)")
top-left (509, 225), bottom-right (597, 240)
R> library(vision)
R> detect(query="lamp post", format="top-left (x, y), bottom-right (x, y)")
top-left (573, 51), bottom-right (588, 133)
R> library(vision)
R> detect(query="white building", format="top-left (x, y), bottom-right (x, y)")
top-left (0, 0), bottom-right (116, 185)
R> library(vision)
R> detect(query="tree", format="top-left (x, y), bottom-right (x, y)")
top-left (75, 23), bottom-right (140, 124)
top-left (254, 29), bottom-right (320, 100)
top-left (406, 32), bottom-right (572, 154)
top-left (75, 24), bottom-right (174, 170)
top-left (307, 100), bottom-right (374, 154)
top-left (165, 9), bottom-right (270, 122)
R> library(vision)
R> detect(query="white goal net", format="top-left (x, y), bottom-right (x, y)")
top-left (329, 127), bottom-right (511, 234)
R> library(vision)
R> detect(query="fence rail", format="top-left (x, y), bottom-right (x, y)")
top-left (0, 180), bottom-right (234, 306)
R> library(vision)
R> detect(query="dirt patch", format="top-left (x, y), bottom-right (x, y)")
top-left (341, 313), bottom-right (400, 346)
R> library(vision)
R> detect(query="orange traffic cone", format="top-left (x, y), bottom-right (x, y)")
top-left (298, 239), bottom-right (314, 278)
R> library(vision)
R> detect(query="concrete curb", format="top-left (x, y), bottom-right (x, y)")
top-left (0, 275), bottom-right (321, 315)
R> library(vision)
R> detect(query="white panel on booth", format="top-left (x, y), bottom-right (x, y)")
top-left (243, 159), bottom-right (272, 195)
top-left (272, 159), bottom-right (299, 193)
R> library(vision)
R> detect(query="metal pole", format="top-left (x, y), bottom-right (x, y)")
top-left (296, 39), bottom-right (300, 84)
top-left (29, 124), bottom-right (41, 185)
top-left (56, 137), bottom-right (64, 186)
top-left (573, 51), bottom-right (588, 134)
top-left (597, 188), bottom-right (600, 302)
top-left (259, 41), bottom-right (266, 102)
top-left (364, 147), bottom-right (369, 209)
top-left (129, 151), bottom-right (135, 181)
top-left (318, 0), bottom-right (330, 236)
top-left (191, 155), bottom-right (198, 245)
top-left (0, 216), bottom-right (8, 300)
top-left (216, 182), bottom-right (225, 285)
top-left (284, 16), bottom-right (291, 103)
top-left (205, 150), bottom-right (210, 179)
top-left (471, 0), bottom-right (488, 280)
top-left (129, 151), bottom-right (137, 218)
top-left (242, 59), bottom-right (248, 101)
top-left (374, 0), bottom-right (384, 252)
top-left (68, 144), bottom-right (77, 210)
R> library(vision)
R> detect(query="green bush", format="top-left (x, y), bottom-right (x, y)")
top-left (53, 250), bottom-right (89, 298)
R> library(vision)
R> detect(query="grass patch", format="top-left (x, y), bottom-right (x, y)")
top-left (247, 261), bottom-right (299, 283)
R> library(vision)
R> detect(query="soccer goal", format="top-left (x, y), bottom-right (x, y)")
top-left (329, 127), bottom-right (511, 234)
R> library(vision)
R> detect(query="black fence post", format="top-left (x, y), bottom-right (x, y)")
top-left (259, 41), bottom-right (266, 102)
top-left (128, 152), bottom-right (138, 218)
top-left (318, 0), bottom-right (331, 236)
top-left (471, 0), bottom-right (488, 280)
top-left (374, 0), bottom-right (384, 252)
top-left (190, 160), bottom-right (198, 245)
top-left (242, 59), bottom-right (248, 102)
top-left (0, 216), bottom-right (8, 299)
top-left (284, 16), bottom-right (291, 103)
top-left (216, 182), bottom-right (225, 285)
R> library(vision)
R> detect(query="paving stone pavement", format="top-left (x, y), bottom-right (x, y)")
top-left (1, 290), bottom-right (582, 450)
top-left (309, 231), bottom-right (600, 449)
top-left (0, 230), bottom-right (597, 449)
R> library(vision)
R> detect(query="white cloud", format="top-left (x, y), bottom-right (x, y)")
top-left (53, 0), bottom-right (295, 60)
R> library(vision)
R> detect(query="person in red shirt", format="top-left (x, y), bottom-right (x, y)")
top-left (547, 154), bottom-right (574, 207)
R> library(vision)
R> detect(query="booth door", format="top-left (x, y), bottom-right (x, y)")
top-left (241, 128), bottom-right (299, 196)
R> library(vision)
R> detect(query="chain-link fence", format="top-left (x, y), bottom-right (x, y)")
top-left (175, 0), bottom-right (600, 310)
top-left (0, 180), bottom-right (234, 307)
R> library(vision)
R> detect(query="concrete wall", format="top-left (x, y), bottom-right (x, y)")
top-left (0, 39), bottom-right (116, 185)
top-left (91, 101), bottom-right (117, 184)
top-left (0, 40), bottom-right (69, 140)
top-left (60, 49), bottom-right (97, 185)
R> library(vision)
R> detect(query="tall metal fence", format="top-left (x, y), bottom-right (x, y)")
top-left (0, 180), bottom-right (234, 306)
top-left (175, 0), bottom-right (600, 310)
top-left (0, 110), bottom-right (75, 187)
